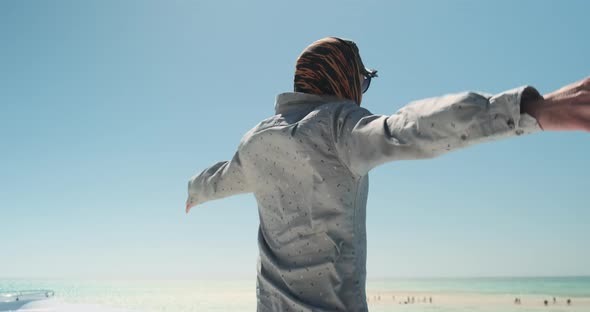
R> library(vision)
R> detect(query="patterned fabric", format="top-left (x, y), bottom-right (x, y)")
top-left (294, 37), bottom-right (373, 105)
top-left (187, 86), bottom-right (543, 311)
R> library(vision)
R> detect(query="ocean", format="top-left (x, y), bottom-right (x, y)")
top-left (1, 277), bottom-right (589, 311)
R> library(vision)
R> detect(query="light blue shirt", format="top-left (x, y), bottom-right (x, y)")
top-left (187, 87), bottom-right (542, 311)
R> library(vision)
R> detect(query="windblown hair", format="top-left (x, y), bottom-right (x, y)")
top-left (294, 37), bottom-right (367, 105)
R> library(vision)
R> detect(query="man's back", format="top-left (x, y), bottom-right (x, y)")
top-left (185, 37), bottom-right (564, 312)
top-left (241, 93), bottom-right (370, 311)
top-left (187, 86), bottom-right (543, 311)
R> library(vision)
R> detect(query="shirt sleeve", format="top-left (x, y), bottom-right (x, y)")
top-left (186, 150), bottom-right (252, 208)
top-left (334, 86), bottom-right (543, 176)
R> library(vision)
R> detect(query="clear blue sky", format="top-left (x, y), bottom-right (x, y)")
top-left (1, 0), bottom-right (588, 280)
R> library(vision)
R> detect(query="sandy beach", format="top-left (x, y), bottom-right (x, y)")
top-left (365, 291), bottom-right (590, 310)
top-left (3, 278), bottom-right (589, 311)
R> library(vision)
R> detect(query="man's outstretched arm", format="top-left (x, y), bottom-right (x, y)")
top-left (185, 151), bottom-right (251, 213)
top-left (335, 77), bottom-right (590, 176)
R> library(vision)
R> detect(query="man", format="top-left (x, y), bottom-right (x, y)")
top-left (185, 37), bottom-right (589, 311)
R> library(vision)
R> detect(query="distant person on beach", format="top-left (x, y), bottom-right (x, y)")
top-left (544, 299), bottom-right (548, 306)
top-left (185, 37), bottom-right (590, 312)
top-left (567, 298), bottom-right (572, 305)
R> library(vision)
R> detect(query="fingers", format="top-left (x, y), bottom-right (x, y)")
top-left (573, 76), bottom-right (590, 92)
top-left (573, 90), bottom-right (590, 106)
top-left (546, 76), bottom-right (590, 99)
top-left (539, 77), bottom-right (590, 131)
top-left (185, 200), bottom-right (192, 214)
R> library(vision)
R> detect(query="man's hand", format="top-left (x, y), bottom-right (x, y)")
top-left (523, 76), bottom-right (590, 131)
top-left (186, 198), bottom-right (196, 214)
top-left (185, 200), bottom-right (191, 214)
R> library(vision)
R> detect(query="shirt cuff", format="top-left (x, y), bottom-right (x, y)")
top-left (519, 86), bottom-right (544, 132)
top-left (492, 86), bottom-right (544, 136)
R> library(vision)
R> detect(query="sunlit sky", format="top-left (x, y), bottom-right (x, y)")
top-left (1, 0), bottom-right (589, 280)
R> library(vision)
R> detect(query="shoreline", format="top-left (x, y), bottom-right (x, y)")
top-left (366, 290), bottom-right (590, 310)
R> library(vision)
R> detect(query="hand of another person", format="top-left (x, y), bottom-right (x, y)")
top-left (523, 76), bottom-right (590, 131)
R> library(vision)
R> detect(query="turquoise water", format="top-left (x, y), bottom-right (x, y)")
top-left (369, 276), bottom-right (590, 297)
top-left (1, 277), bottom-right (589, 311)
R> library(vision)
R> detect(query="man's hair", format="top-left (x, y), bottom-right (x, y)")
top-left (294, 37), bottom-right (367, 105)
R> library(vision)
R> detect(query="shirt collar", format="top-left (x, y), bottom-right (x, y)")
top-left (274, 92), bottom-right (354, 114)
